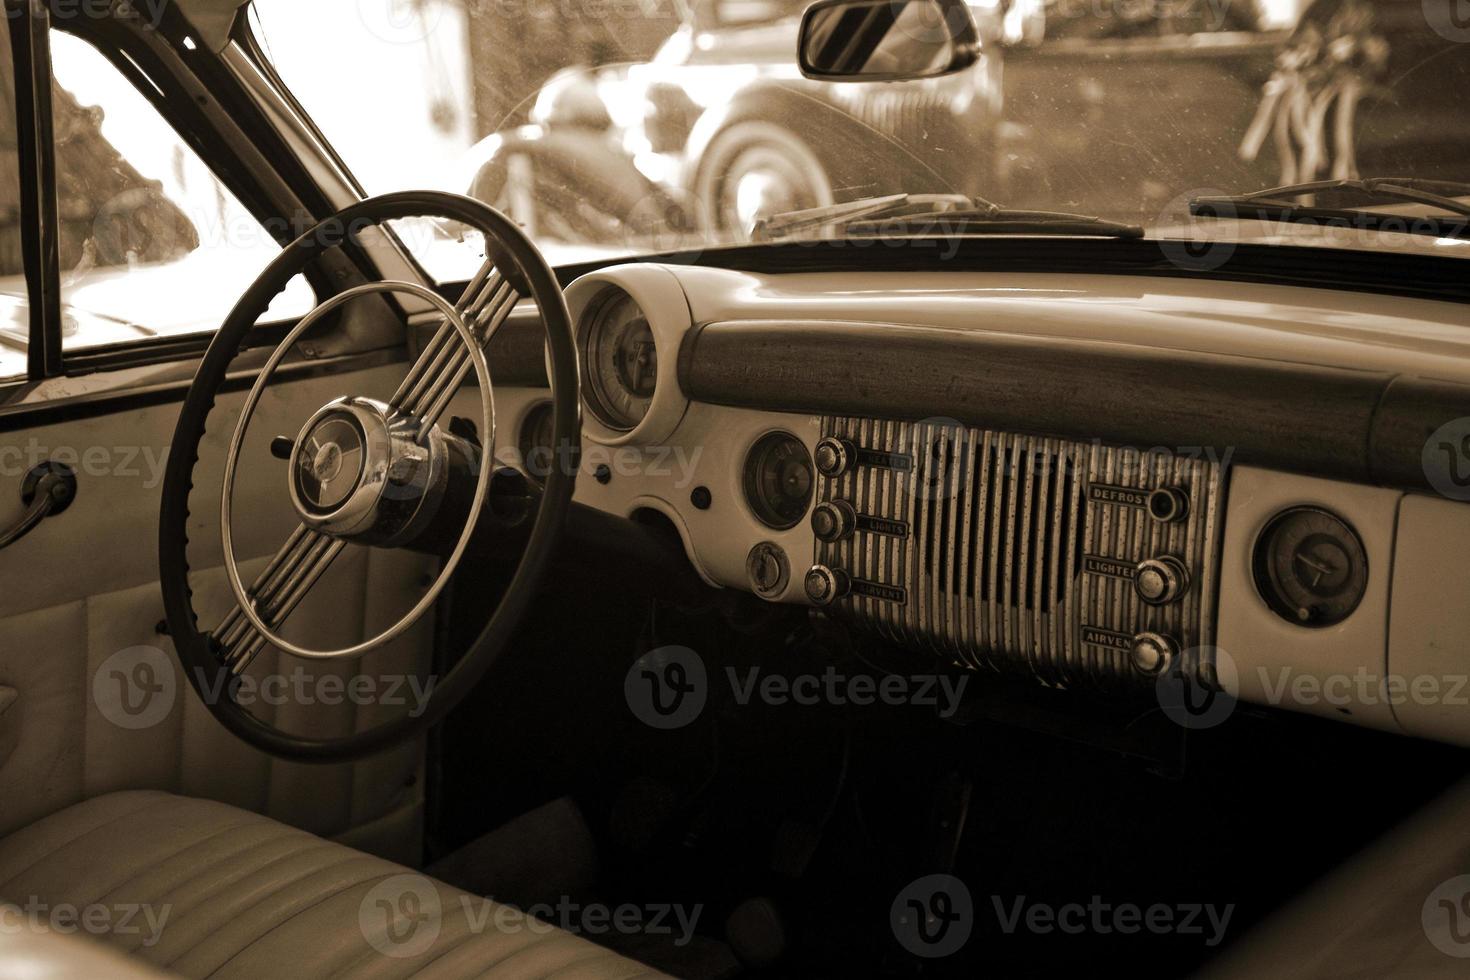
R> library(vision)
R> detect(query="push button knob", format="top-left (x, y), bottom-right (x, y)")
top-left (1130, 632), bottom-right (1178, 676)
top-left (814, 438), bottom-right (855, 478)
top-left (811, 500), bottom-right (856, 542)
top-left (804, 565), bottom-right (850, 606)
top-left (1135, 556), bottom-right (1190, 605)
top-left (1148, 486), bottom-right (1190, 523)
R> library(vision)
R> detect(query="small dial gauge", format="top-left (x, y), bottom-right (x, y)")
top-left (743, 431), bottom-right (814, 530)
top-left (517, 401), bottom-right (555, 484)
top-left (1252, 507), bottom-right (1369, 628)
top-left (582, 290), bottom-right (657, 431)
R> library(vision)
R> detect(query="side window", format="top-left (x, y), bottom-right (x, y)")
top-left (0, 15), bottom-right (32, 381)
top-left (48, 31), bottom-right (312, 357)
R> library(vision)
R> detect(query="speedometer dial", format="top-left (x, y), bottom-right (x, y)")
top-left (582, 289), bottom-right (657, 431)
top-left (1252, 507), bottom-right (1368, 628)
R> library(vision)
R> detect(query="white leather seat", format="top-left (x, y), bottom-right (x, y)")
top-left (0, 791), bottom-right (671, 979)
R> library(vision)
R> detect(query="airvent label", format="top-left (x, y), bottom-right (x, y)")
top-left (1081, 626), bottom-right (1134, 651)
top-left (851, 579), bottom-right (907, 603)
top-left (1088, 484), bottom-right (1149, 508)
top-left (1083, 555), bottom-right (1137, 581)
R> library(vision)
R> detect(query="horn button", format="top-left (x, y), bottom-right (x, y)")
top-left (287, 397), bottom-right (448, 545)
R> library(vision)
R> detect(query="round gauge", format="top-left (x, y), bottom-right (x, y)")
top-left (517, 401), bottom-right (555, 484)
top-left (581, 289), bottom-right (657, 431)
top-left (1252, 507), bottom-right (1369, 628)
top-left (743, 432), bottom-right (814, 530)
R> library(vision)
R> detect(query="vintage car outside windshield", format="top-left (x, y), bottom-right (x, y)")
top-left (249, 0), bottom-right (1470, 269)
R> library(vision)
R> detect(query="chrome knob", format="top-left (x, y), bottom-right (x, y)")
top-left (813, 438), bottom-right (854, 478)
top-left (804, 565), bottom-right (850, 606)
top-left (1135, 556), bottom-right (1190, 605)
top-left (1130, 632), bottom-right (1178, 676)
top-left (810, 500), bottom-right (856, 542)
top-left (1147, 486), bottom-right (1190, 523)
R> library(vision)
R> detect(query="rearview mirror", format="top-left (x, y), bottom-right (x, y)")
top-left (798, 0), bottom-right (980, 82)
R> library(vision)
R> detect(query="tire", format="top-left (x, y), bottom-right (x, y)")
top-left (692, 120), bottom-right (834, 239)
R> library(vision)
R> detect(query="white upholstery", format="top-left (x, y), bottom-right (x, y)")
top-left (0, 791), bottom-right (671, 979)
top-left (0, 367), bottom-right (435, 858)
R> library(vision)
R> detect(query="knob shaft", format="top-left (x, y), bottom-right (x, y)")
top-left (1147, 486), bottom-right (1190, 523)
top-left (814, 438), bottom-right (855, 478)
top-left (1130, 632), bottom-right (1179, 676)
top-left (811, 500), bottom-right (856, 542)
top-left (1135, 556), bottom-right (1190, 605)
top-left (804, 565), bottom-right (850, 605)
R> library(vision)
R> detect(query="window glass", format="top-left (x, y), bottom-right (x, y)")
top-left (48, 31), bottom-right (312, 357)
top-left (0, 15), bottom-right (33, 382)
top-left (253, 0), bottom-right (1470, 269)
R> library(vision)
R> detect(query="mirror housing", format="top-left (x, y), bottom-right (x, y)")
top-left (798, 0), bottom-right (981, 82)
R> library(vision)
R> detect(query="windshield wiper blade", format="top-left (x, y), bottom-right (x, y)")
top-left (846, 208), bottom-right (1143, 239)
top-left (754, 193), bottom-right (1142, 241)
top-left (1189, 177), bottom-right (1470, 240)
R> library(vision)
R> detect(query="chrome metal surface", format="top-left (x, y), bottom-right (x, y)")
top-left (217, 280), bottom-right (496, 663)
top-left (813, 416), bottom-right (1225, 688)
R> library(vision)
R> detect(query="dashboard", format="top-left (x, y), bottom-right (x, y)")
top-left (458, 261), bottom-right (1470, 746)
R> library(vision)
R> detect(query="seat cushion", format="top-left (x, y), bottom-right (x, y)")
top-left (0, 791), bottom-right (671, 979)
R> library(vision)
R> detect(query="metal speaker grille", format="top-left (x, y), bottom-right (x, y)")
top-left (815, 417), bottom-right (1224, 689)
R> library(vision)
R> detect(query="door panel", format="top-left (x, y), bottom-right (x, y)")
top-left (0, 362), bottom-right (434, 863)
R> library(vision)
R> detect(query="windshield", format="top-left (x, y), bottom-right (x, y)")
top-left (250, 0), bottom-right (1470, 269)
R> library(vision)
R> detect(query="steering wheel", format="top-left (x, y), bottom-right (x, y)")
top-left (159, 192), bottom-right (579, 762)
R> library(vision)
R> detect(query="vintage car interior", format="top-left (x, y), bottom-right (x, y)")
top-left (1, 0), bottom-right (1469, 977)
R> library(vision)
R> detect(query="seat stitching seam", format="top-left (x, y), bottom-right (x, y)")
top-left (87, 817), bottom-right (262, 911)
top-left (162, 845), bottom-right (365, 969)
top-left (199, 864), bottom-right (402, 978)
top-left (0, 796), bottom-right (176, 895)
top-left (107, 830), bottom-right (315, 949)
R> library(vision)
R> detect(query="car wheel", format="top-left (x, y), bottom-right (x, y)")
top-left (694, 121), bottom-right (834, 239)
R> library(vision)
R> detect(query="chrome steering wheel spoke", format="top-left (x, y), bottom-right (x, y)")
top-left (218, 279), bottom-right (496, 663)
top-left (389, 257), bottom-right (520, 431)
top-left (212, 525), bottom-right (345, 675)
